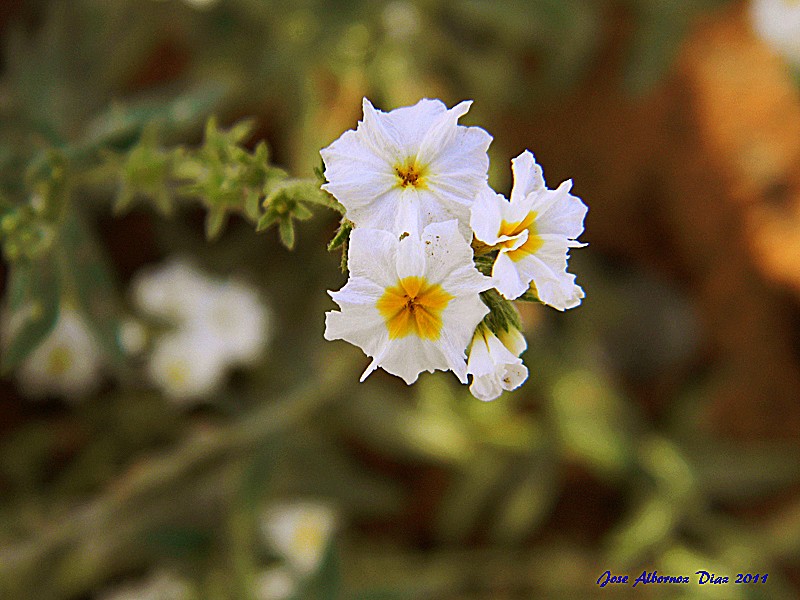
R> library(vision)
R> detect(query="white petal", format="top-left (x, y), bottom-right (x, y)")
top-left (498, 326), bottom-right (527, 357)
top-left (382, 98), bottom-right (450, 151)
top-left (466, 329), bottom-right (494, 377)
top-left (470, 187), bottom-right (506, 245)
top-left (375, 335), bottom-right (448, 384)
top-left (324, 299), bottom-right (386, 358)
top-left (517, 254), bottom-right (584, 310)
top-left (492, 251), bottom-right (528, 300)
top-left (528, 181), bottom-right (587, 241)
top-left (470, 373), bottom-right (504, 402)
top-left (360, 97), bottom-right (403, 159)
top-left (396, 229), bottom-right (426, 279)
top-left (509, 150), bottom-right (545, 204)
top-left (346, 228), bottom-right (398, 288)
top-left (421, 220), bottom-right (492, 294)
top-left (500, 362), bottom-right (528, 392)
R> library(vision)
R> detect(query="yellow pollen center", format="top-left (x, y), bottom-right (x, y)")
top-left (292, 517), bottom-right (324, 555)
top-left (376, 276), bottom-right (453, 340)
top-left (499, 211), bottom-right (543, 261)
top-left (47, 346), bottom-right (73, 376)
top-left (395, 159), bottom-right (428, 189)
top-left (166, 361), bottom-right (190, 387)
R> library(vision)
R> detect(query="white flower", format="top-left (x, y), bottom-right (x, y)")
top-left (751, 0), bottom-right (800, 67)
top-left (260, 502), bottom-right (338, 576)
top-left (146, 330), bottom-right (226, 401)
top-left (252, 566), bottom-right (297, 600)
top-left (133, 258), bottom-right (271, 401)
top-left (197, 279), bottom-right (270, 367)
top-left (131, 258), bottom-right (213, 324)
top-left (325, 220), bottom-right (492, 384)
top-left (320, 98), bottom-right (493, 238)
top-left (470, 150), bottom-right (587, 309)
top-left (15, 308), bottom-right (103, 400)
top-left (467, 325), bottom-right (528, 401)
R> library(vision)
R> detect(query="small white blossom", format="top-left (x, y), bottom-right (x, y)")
top-left (470, 150), bottom-right (587, 309)
top-left (751, 0), bottom-right (800, 67)
top-left (197, 279), bottom-right (270, 367)
top-left (321, 98), bottom-right (493, 238)
top-left (253, 566), bottom-right (297, 600)
top-left (15, 308), bottom-right (103, 401)
top-left (131, 258), bottom-right (213, 325)
top-left (325, 220), bottom-right (492, 384)
top-left (146, 330), bottom-right (227, 401)
top-left (260, 502), bottom-right (339, 576)
top-left (133, 258), bottom-right (271, 401)
top-left (467, 325), bottom-right (528, 401)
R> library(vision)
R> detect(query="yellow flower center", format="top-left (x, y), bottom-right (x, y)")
top-left (376, 276), bottom-right (453, 340)
top-left (291, 516), bottom-right (325, 556)
top-left (394, 158), bottom-right (428, 189)
top-left (499, 211), bottom-right (543, 261)
top-left (46, 346), bottom-right (73, 376)
top-left (166, 360), bottom-right (190, 387)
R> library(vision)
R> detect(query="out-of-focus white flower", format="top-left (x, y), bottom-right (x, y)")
top-left (252, 566), bottom-right (297, 600)
top-left (197, 280), bottom-right (270, 367)
top-left (470, 151), bottom-right (587, 310)
top-left (15, 308), bottom-right (103, 401)
top-left (325, 221), bottom-right (492, 384)
top-left (131, 258), bottom-right (214, 325)
top-left (320, 98), bottom-right (493, 238)
top-left (260, 502), bottom-right (339, 576)
top-left (467, 325), bottom-right (528, 401)
top-left (146, 330), bottom-right (226, 401)
top-left (132, 258), bottom-right (270, 401)
top-left (751, 0), bottom-right (800, 67)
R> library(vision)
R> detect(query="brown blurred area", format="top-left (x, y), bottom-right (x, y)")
top-left (497, 2), bottom-right (800, 439)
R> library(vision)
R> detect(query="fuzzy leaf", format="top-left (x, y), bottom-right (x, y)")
top-left (278, 217), bottom-right (295, 249)
top-left (1, 256), bottom-right (61, 374)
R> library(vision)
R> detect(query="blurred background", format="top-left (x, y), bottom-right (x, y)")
top-left (1, 0), bottom-right (800, 598)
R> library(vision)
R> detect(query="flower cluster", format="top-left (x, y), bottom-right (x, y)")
top-left (131, 258), bottom-right (270, 402)
top-left (321, 98), bottom-right (587, 401)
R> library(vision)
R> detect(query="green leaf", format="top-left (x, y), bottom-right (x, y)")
top-left (1, 256), bottom-right (61, 373)
top-left (479, 289), bottom-right (522, 334)
top-left (256, 211), bottom-right (278, 233)
top-left (59, 212), bottom-right (125, 366)
top-left (278, 217), bottom-right (296, 249)
top-left (327, 220), bottom-right (352, 252)
top-left (205, 206), bottom-right (228, 241)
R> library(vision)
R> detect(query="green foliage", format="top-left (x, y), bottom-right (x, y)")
top-left (0, 251), bottom-right (61, 374)
top-left (479, 289), bottom-right (523, 335)
top-left (257, 178), bottom-right (341, 249)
